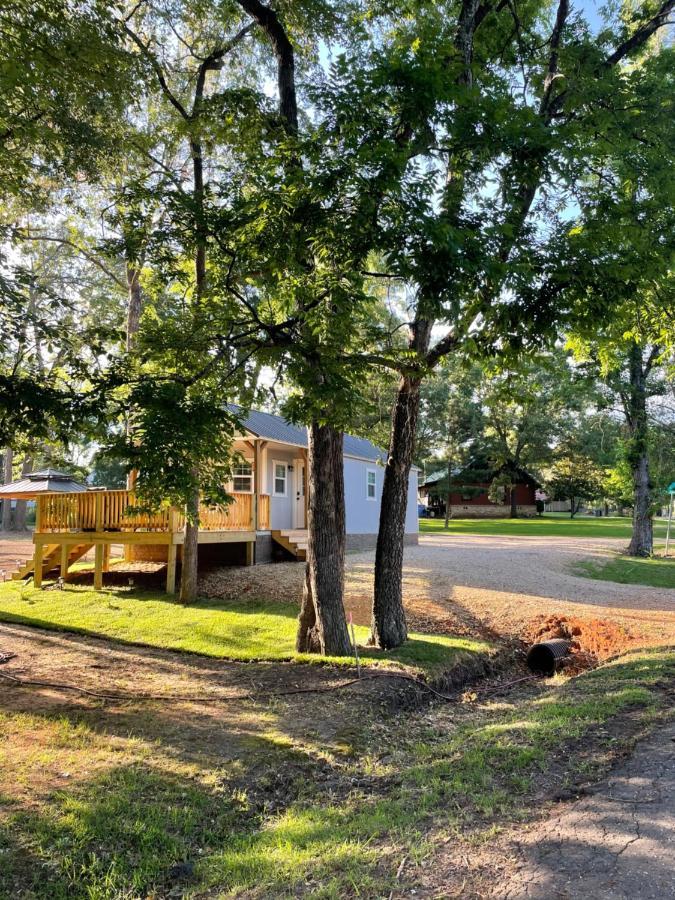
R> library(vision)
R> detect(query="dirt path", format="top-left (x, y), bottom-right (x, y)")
top-left (0, 534), bottom-right (33, 574)
top-left (200, 533), bottom-right (675, 646)
top-left (490, 720), bottom-right (675, 899)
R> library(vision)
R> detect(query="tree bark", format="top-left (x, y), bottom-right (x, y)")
top-left (14, 456), bottom-right (32, 531)
top-left (296, 421), bottom-right (351, 656)
top-left (1, 448), bottom-right (13, 530)
top-left (626, 344), bottom-right (652, 557)
top-left (371, 374), bottom-right (422, 649)
top-left (296, 562), bottom-right (320, 653)
top-left (180, 484), bottom-right (200, 602)
top-left (372, 313), bottom-right (432, 649)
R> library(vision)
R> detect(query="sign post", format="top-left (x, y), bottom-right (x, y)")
top-left (665, 483), bottom-right (675, 558)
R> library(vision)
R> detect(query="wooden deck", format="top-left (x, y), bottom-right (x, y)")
top-left (27, 490), bottom-right (271, 594)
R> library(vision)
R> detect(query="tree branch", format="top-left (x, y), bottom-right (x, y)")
top-left (604, 0), bottom-right (675, 68)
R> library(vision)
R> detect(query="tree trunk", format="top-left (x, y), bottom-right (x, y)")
top-left (14, 456), bottom-right (32, 531)
top-left (1, 449), bottom-right (13, 530)
top-left (296, 563), bottom-right (320, 653)
top-left (179, 485), bottom-right (200, 602)
top-left (371, 374), bottom-right (422, 649)
top-left (296, 421), bottom-right (351, 656)
top-left (444, 459), bottom-right (452, 527)
top-left (570, 497), bottom-right (577, 518)
top-left (626, 344), bottom-right (652, 557)
top-left (509, 483), bottom-right (517, 518)
top-left (125, 264), bottom-right (142, 492)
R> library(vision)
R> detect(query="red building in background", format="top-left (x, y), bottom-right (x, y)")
top-left (419, 459), bottom-right (540, 518)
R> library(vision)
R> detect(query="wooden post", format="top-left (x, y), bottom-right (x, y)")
top-left (35, 497), bottom-right (42, 534)
top-left (245, 540), bottom-right (255, 566)
top-left (166, 541), bottom-right (177, 594)
top-left (102, 544), bottom-right (111, 573)
top-left (95, 492), bottom-right (102, 532)
top-left (33, 541), bottom-right (43, 589)
top-left (60, 543), bottom-right (69, 581)
top-left (253, 440), bottom-right (260, 531)
top-left (94, 543), bottom-right (104, 590)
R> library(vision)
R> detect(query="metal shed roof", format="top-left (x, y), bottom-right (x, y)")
top-left (0, 469), bottom-right (87, 499)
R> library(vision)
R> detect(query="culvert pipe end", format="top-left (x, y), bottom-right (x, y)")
top-left (526, 639), bottom-right (572, 676)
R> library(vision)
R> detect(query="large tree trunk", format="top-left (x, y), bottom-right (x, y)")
top-left (179, 485), bottom-right (200, 602)
top-left (296, 421), bottom-right (351, 656)
top-left (626, 344), bottom-right (652, 558)
top-left (296, 562), bottom-right (320, 653)
top-left (1, 449), bottom-right (13, 530)
top-left (371, 374), bottom-right (422, 649)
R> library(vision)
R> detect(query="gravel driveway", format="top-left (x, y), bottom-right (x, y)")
top-left (201, 533), bottom-right (675, 645)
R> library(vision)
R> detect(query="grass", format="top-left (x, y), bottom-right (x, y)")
top-left (576, 554), bottom-right (675, 589)
top-left (0, 580), bottom-right (490, 679)
top-left (1, 647), bottom-right (672, 898)
top-left (420, 513), bottom-right (668, 539)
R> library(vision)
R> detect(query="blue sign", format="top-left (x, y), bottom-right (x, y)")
top-left (669, 482), bottom-right (675, 494)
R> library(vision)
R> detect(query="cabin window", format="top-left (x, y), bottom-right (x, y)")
top-left (233, 462), bottom-right (253, 493)
top-left (366, 469), bottom-right (377, 500)
top-left (273, 461), bottom-right (288, 497)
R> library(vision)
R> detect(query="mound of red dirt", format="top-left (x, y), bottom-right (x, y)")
top-left (523, 614), bottom-right (636, 672)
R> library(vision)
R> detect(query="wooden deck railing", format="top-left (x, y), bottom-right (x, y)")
top-left (37, 491), bottom-right (270, 533)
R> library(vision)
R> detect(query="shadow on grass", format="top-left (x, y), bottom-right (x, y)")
top-left (0, 649), bottom-right (672, 898)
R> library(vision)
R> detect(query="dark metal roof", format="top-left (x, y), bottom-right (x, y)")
top-left (27, 469), bottom-right (76, 481)
top-left (422, 459), bottom-right (540, 489)
top-left (0, 470), bottom-right (87, 497)
top-left (231, 407), bottom-right (386, 463)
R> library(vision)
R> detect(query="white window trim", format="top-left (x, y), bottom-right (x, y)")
top-left (366, 468), bottom-right (377, 501)
top-left (272, 460), bottom-right (288, 497)
top-left (232, 459), bottom-right (254, 494)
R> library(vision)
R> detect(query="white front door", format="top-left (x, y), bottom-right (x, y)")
top-left (294, 459), bottom-right (306, 529)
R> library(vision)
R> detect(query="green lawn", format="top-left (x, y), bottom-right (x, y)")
top-left (576, 554), bottom-right (675, 589)
top-left (1, 647), bottom-right (672, 898)
top-left (0, 580), bottom-right (491, 678)
top-left (420, 513), bottom-right (668, 540)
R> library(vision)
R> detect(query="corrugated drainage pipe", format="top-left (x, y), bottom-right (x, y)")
top-left (526, 639), bottom-right (572, 676)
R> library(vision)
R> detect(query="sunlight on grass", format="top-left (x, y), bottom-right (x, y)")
top-left (420, 514), bottom-right (668, 540)
top-left (0, 580), bottom-right (490, 677)
top-left (576, 554), bottom-right (675, 588)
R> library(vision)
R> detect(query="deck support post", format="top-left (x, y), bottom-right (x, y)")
top-left (166, 541), bottom-right (177, 594)
top-left (245, 540), bottom-right (255, 566)
top-left (33, 542), bottom-right (43, 589)
top-left (102, 544), bottom-right (110, 573)
top-left (60, 543), bottom-right (70, 581)
top-left (252, 439), bottom-right (260, 531)
top-left (94, 543), bottom-right (104, 590)
top-left (300, 448), bottom-right (308, 526)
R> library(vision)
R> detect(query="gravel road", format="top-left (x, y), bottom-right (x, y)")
top-left (201, 533), bottom-right (675, 644)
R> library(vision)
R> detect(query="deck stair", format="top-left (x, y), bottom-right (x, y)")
top-left (11, 543), bottom-right (94, 581)
top-left (271, 529), bottom-right (308, 560)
